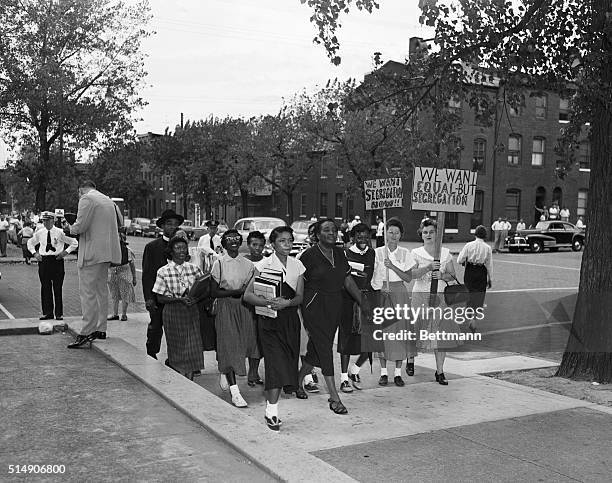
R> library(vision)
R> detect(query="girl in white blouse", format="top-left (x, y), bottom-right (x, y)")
top-left (411, 219), bottom-right (462, 385)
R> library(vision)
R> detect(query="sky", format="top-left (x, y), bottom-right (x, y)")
top-left (134, 0), bottom-right (429, 134)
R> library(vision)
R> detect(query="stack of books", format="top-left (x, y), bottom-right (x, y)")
top-left (253, 268), bottom-right (283, 318)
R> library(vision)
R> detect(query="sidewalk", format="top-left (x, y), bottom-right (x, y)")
top-left (2, 315), bottom-right (611, 481)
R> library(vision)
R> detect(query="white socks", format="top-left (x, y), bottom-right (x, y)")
top-left (266, 401), bottom-right (278, 418)
top-left (229, 384), bottom-right (240, 397)
top-left (394, 367), bottom-right (402, 377)
top-left (380, 368), bottom-right (388, 376)
top-left (340, 372), bottom-right (349, 383)
top-left (350, 363), bottom-right (361, 375)
top-left (304, 373), bottom-right (314, 385)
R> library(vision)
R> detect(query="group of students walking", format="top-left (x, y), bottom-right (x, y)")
top-left (144, 211), bottom-right (493, 432)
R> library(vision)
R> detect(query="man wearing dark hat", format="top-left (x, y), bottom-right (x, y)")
top-left (27, 212), bottom-right (78, 320)
top-left (142, 209), bottom-right (184, 358)
top-left (197, 220), bottom-right (222, 256)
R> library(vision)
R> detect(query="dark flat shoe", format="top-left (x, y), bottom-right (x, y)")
top-left (435, 372), bottom-right (448, 385)
top-left (295, 387), bottom-right (308, 399)
top-left (248, 377), bottom-right (264, 387)
top-left (39, 314), bottom-right (53, 320)
top-left (93, 331), bottom-right (106, 340)
top-left (394, 376), bottom-right (405, 387)
top-left (378, 375), bottom-right (388, 386)
top-left (107, 315), bottom-right (119, 321)
top-left (328, 398), bottom-right (348, 415)
top-left (67, 334), bottom-right (93, 349)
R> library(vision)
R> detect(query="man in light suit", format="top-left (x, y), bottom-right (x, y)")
top-left (66, 180), bottom-right (122, 348)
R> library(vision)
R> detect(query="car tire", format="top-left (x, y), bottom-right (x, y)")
top-left (530, 240), bottom-right (543, 253)
top-left (572, 239), bottom-right (583, 252)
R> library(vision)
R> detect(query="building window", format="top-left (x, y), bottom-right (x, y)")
top-left (347, 196), bottom-right (354, 218)
top-left (319, 192), bottom-right (328, 217)
top-left (505, 189), bottom-right (521, 222)
top-left (508, 135), bottom-right (521, 165)
top-left (559, 98), bottom-right (570, 122)
top-left (446, 212), bottom-right (458, 230)
top-left (531, 138), bottom-right (545, 166)
top-left (473, 139), bottom-right (486, 172)
top-left (579, 141), bottom-right (591, 169)
top-left (577, 189), bottom-right (588, 217)
top-left (446, 138), bottom-right (461, 168)
top-left (300, 193), bottom-right (307, 217)
top-left (535, 94), bottom-right (547, 119)
top-left (470, 190), bottom-right (484, 228)
top-left (320, 161), bottom-right (327, 178)
top-left (335, 193), bottom-right (343, 218)
top-left (335, 158), bottom-right (343, 178)
top-left (553, 187), bottom-right (563, 206)
top-left (448, 97), bottom-right (461, 113)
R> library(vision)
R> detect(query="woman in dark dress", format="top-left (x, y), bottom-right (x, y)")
top-left (298, 219), bottom-right (368, 415)
top-left (338, 223), bottom-right (380, 392)
top-left (244, 226), bottom-right (305, 431)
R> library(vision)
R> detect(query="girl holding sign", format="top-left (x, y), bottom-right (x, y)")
top-left (371, 218), bottom-right (418, 386)
top-left (411, 219), bottom-right (462, 385)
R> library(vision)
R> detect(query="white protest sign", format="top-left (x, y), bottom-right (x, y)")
top-left (363, 177), bottom-right (403, 210)
top-left (54, 209), bottom-right (65, 217)
top-left (411, 167), bottom-right (478, 213)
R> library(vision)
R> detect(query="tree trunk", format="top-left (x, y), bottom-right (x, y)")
top-left (556, 0), bottom-right (612, 382)
top-left (240, 188), bottom-right (249, 217)
top-left (285, 191), bottom-right (294, 223)
top-left (35, 134), bottom-right (50, 211)
top-left (182, 190), bottom-right (188, 219)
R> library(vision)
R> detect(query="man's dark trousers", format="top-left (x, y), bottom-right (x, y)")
top-left (146, 304), bottom-right (164, 357)
top-left (39, 256), bottom-right (65, 317)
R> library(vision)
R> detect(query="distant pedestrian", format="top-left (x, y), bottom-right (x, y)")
top-left (107, 230), bottom-right (137, 322)
top-left (501, 217), bottom-right (511, 250)
top-left (548, 202), bottom-right (560, 220)
top-left (560, 207), bottom-right (570, 222)
top-left (375, 215), bottom-right (385, 247)
top-left (27, 212), bottom-right (78, 321)
top-left (457, 225), bottom-right (492, 333)
top-left (66, 180), bottom-right (122, 348)
top-left (516, 219), bottom-right (526, 231)
top-left (197, 220), bottom-right (223, 257)
top-left (142, 209), bottom-right (184, 359)
top-left (18, 222), bottom-right (34, 264)
top-left (576, 216), bottom-right (585, 229)
top-left (491, 217), bottom-right (504, 253)
top-left (0, 215), bottom-right (8, 257)
top-left (348, 215), bottom-right (361, 231)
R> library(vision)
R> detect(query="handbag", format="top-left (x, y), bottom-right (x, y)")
top-left (443, 274), bottom-right (469, 306)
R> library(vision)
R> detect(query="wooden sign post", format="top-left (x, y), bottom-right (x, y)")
top-left (364, 177), bottom-right (404, 291)
top-left (411, 167), bottom-right (478, 305)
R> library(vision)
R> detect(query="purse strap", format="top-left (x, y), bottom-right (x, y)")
top-left (444, 273), bottom-right (462, 286)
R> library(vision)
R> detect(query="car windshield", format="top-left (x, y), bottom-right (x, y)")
top-left (257, 220), bottom-right (285, 230)
top-left (182, 220), bottom-right (193, 226)
top-left (535, 221), bottom-right (548, 230)
top-left (291, 221), bottom-right (310, 233)
top-left (137, 218), bottom-right (151, 225)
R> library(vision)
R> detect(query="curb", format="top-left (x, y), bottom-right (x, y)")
top-left (65, 323), bottom-right (356, 482)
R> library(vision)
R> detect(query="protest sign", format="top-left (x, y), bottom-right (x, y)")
top-left (363, 177), bottom-right (403, 210)
top-left (411, 167), bottom-right (478, 213)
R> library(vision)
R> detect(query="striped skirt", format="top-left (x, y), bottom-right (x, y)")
top-left (163, 303), bottom-right (204, 375)
top-left (107, 265), bottom-right (135, 303)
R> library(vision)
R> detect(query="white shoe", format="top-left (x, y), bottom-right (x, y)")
top-left (219, 374), bottom-right (229, 391)
top-left (231, 393), bottom-right (248, 408)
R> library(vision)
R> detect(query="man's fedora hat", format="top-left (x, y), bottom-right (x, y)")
top-left (156, 209), bottom-right (185, 228)
top-left (205, 220), bottom-right (219, 227)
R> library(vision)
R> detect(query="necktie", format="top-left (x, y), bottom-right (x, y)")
top-left (210, 236), bottom-right (214, 250)
top-left (46, 230), bottom-right (55, 252)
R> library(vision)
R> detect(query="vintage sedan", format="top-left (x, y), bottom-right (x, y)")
top-left (505, 221), bottom-right (585, 253)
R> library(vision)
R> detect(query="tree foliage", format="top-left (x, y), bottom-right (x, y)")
top-left (0, 0), bottom-right (151, 210)
top-left (302, 0), bottom-right (612, 381)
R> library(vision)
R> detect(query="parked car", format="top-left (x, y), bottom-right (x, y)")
top-left (505, 220), bottom-right (585, 253)
top-left (179, 220), bottom-right (195, 239)
top-left (129, 217), bottom-right (151, 237)
top-left (233, 217), bottom-right (285, 256)
top-left (290, 220), bottom-right (311, 256)
top-left (142, 218), bottom-right (161, 237)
